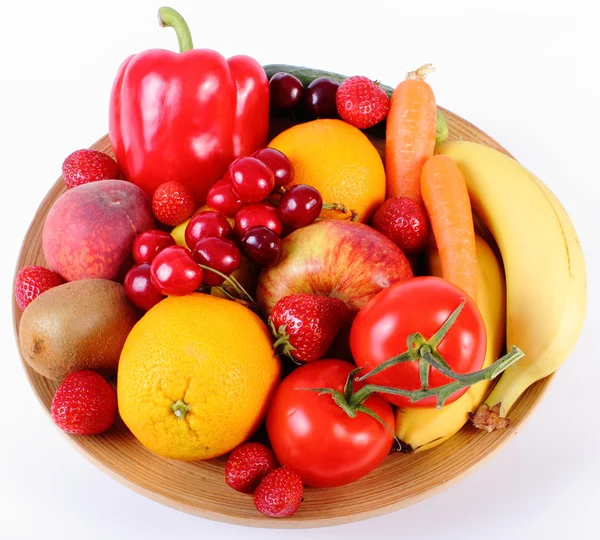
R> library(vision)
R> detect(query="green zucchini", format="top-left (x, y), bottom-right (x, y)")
top-left (263, 64), bottom-right (448, 143)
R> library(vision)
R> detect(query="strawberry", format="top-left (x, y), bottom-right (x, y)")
top-left (14, 265), bottom-right (64, 310)
top-left (225, 442), bottom-right (278, 494)
top-left (51, 371), bottom-right (117, 436)
top-left (62, 149), bottom-right (120, 189)
top-left (335, 76), bottom-right (389, 129)
top-left (152, 181), bottom-right (196, 226)
top-left (372, 196), bottom-right (430, 256)
top-left (269, 294), bottom-right (349, 363)
top-left (253, 467), bottom-right (303, 518)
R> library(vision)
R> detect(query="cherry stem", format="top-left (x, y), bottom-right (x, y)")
top-left (214, 285), bottom-right (236, 300)
top-left (158, 7), bottom-right (194, 53)
top-left (196, 264), bottom-right (256, 307)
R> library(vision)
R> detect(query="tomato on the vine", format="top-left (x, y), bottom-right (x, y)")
top-left (266, 359), bottom-right (395, 488)
top-left (350, 276), bottom-right (486, 408)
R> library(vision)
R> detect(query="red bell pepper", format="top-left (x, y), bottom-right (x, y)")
top-left (109, 7), bottom-right (269, 203)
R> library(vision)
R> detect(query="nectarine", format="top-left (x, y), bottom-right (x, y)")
top-left (43, 180), bottom-right (155, 281)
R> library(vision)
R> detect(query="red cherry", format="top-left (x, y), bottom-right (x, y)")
top-left (206, 176), bottom-right (244, 217)
top-left (229, 157), bottom-right (275, 203)
top-left (251, 148), bottom-right (294, 189)
top-left (240, 226), bottom-right (281, 267)
top-left (150, 246), bottom-right (203, 296)
top-left (184, 210), bottom-right (233, 250)
top-left (132, 230), bottom-right (176, 265)
top-left (192, 237), bottom-right (242, 287)
top-left (269, 72), bottom-right (304, 111)
top-left (278, 184), bottom-right (323, 228)
top-left (234, 203), bottom-right (283, 238)
top-left (124, 264), bottom-right (165, 311)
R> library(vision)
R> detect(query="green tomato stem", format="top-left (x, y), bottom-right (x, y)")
top-left (348, 346), bottom-right (524, 409)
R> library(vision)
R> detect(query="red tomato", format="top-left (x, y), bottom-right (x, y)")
top-left (266, 359), bottom-right (394, 488)
top-left (350, 276), bottom-right (486, 408)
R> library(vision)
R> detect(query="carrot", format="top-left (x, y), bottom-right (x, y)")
top-left (385, 64), bottom-right (437, 203)
top-left (421, 154), bottom-right (478, 301)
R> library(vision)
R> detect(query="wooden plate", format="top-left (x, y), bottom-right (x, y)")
top-left (12, 108), bottom-right (552, 528)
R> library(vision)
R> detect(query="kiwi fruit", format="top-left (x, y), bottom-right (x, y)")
top-left (18, 278), bottom-right (138, 381)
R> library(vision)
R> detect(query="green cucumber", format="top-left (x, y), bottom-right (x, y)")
top-left (263, 64), bottom-right (448, 143)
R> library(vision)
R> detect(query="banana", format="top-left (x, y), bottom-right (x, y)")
top-left (395, 235), bottom-right (506, 451)
top-left (436, 141), bottom-right (587, 422)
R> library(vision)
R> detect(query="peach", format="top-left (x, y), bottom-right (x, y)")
top-left (43, 180), bottom-right (155, 281)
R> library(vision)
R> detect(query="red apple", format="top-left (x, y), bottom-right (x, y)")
top-left (257, 219), bottom-right (413, 319)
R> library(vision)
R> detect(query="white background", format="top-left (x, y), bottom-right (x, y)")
top-left (1, 1), bottom-right (598, 539)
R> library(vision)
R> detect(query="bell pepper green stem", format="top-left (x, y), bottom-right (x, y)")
top-left (158, 7), bottom-right (194, 53)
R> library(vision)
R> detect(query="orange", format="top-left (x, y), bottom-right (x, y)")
top-left (117, 294), bottom-right (280, 461)
top-left (269, 119), bottom-right (386, 222)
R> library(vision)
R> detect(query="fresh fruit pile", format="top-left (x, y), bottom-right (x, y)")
top-left (14, 6), bottom-right (586, 520)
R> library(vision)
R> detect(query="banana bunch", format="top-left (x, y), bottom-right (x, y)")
top-left (397, 141), bottom-right (586, 450)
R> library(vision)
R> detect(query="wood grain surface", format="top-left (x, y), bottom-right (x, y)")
top-left (12, 108), bottom-right (551, 528)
